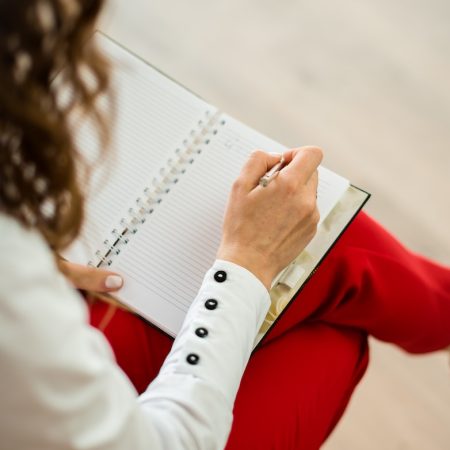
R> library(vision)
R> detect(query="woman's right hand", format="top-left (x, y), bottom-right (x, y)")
top-left (217, 146), bottom-right (323, 290)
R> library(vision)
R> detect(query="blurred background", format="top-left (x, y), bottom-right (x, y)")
top-left (100, 1), bottom-right (450, 448)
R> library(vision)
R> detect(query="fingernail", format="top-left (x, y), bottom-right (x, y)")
top-left (105, 275), bottom-right (123, 289)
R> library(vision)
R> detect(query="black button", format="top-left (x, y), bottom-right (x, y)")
top-left (214, 270), bottom-right (227, 283)
top-left (205, 299), bottom-right (218, 310)
top-left (186, 353), bottom-right (199, 365)
top-left (195, 327), bottom-right (208, 338)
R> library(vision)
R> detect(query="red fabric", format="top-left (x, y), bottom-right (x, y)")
top-left (89, 212), bottom-right (450, 449)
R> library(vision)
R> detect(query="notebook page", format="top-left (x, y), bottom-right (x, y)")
top-left (216, 116), bottom-right (350, 224)
top-left (111, 114), bottom-right (349, 336)
top-left (63, 34), bottom-right (216, 264)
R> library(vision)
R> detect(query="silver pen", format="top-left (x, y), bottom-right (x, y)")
top-left (259, 154), bottom-right (286, 187)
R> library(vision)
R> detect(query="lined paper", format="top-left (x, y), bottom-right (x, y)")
top-left (112, 114), bottom-right (349, 336)
top-left (62, 34), bottom-right (351, 336)
top-left (63, 34), bottom-right (215, 264)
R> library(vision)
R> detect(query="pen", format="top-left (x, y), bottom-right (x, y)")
top-left (259, 154), bottom-right (286, 187)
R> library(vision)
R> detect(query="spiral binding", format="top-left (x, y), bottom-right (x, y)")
top-left (88, 109), bottom-right (226, 268)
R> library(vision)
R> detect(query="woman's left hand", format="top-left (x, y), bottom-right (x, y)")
top-left (58, 260), bottom-right (124, 293)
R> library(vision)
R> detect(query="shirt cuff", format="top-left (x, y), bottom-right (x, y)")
top-left (149, 259), bottom-right (271, 404)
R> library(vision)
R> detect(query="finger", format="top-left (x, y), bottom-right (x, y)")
top-left (303, 170), bottom-right (319, 210)
top-left (281, 146), bottom-right (323, 186)
top-left (297, 169), bottom-right (319, 211)
top-left (297, 170), bottom-right (320, 226)
top-left (58, 260), bottom-right (124, 293)
top-left (236, 150), bottom-right (284, 191)
top-left (306, 169), bottom-right (319, 197)
top-left (282, 146), bottom-right (322, 165)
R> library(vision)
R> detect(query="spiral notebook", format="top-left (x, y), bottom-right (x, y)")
top-left (63, 33), bottom-right (370, 346)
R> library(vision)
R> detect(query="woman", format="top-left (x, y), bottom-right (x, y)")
top-left (1, 1), bottom-right (449, 449)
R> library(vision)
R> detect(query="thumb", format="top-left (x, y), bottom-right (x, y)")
top-left (58, 260), bottom-right (124, 293)
top-left (238, 150), bottom-right (283, 191)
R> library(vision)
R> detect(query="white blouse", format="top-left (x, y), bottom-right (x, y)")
top-left (0, 214), bottom-right (270, 450)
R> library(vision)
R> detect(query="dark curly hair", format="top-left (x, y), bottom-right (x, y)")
top-left (0, 0), bottom-right (110, 250)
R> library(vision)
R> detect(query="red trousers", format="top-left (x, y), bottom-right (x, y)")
top-left (89, 212), bottom-right (450, 449)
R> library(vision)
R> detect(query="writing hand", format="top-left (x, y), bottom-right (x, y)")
top-left (217, 146), bottom-right (322, 290)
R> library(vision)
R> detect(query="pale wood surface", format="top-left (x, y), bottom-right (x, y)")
top-left (101, 1), bottom-right (450, 448)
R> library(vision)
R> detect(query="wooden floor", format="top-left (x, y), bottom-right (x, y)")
top-left (101, 1), bottom-right (450, 448)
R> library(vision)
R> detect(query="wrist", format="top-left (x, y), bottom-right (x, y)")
top-left (216, 248), bottom-right (275, 291)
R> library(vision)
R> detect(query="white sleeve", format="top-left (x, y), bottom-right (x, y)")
top-left (139, 260), bottom-right (271, 449)
top-left (0, 217), bottom-right (270, 450)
